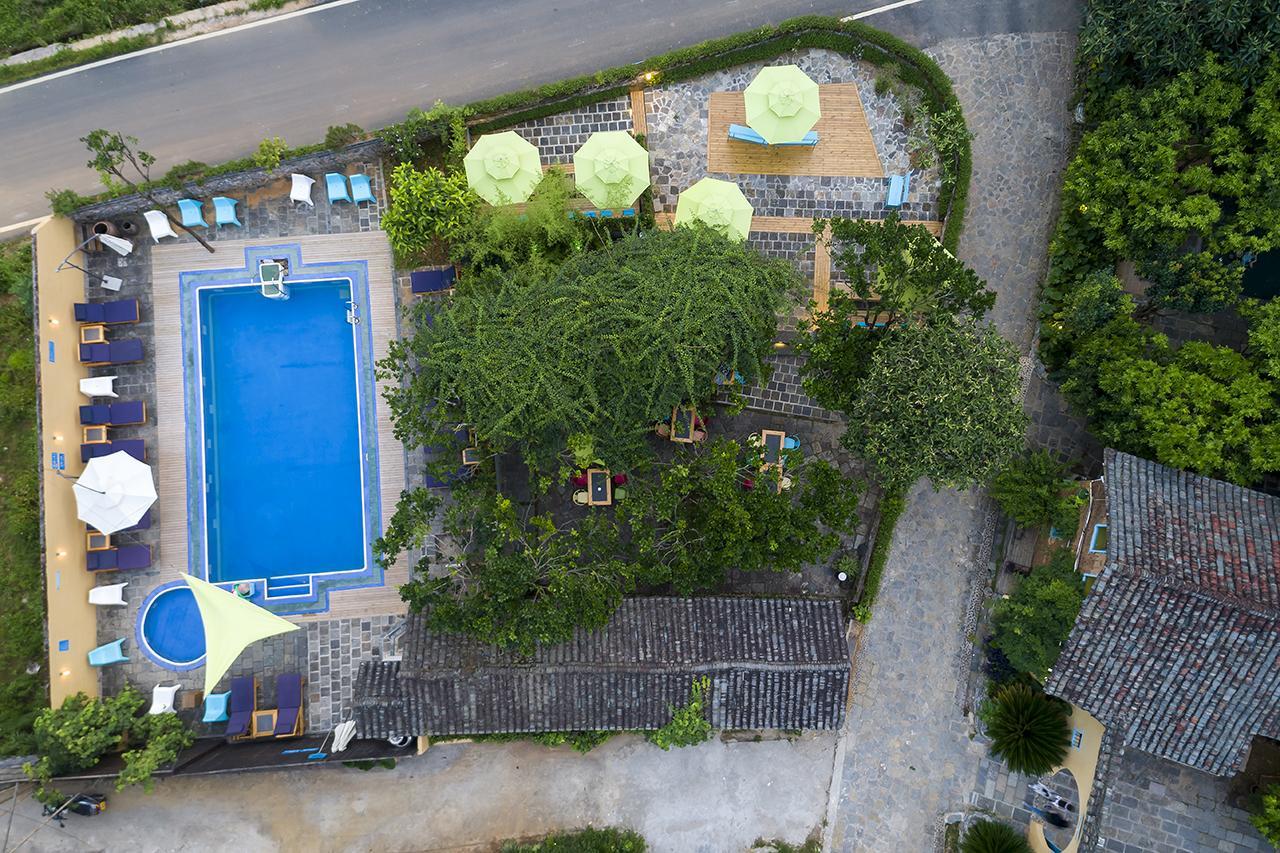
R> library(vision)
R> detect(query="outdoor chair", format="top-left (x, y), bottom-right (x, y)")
top-left (727, 123), bottom-right (819, 147)
top-left (225, 677), bottom-right (256, 738)
top-left (782, 436), bottom-right (801, 451)
top-left (714, 369), bottom-right (744, 386)
top-left (325, 173), bottom-right (352, 204)
top-left (290, 174), bottom-right (316, 206)
top-left (79, 400), bottom-right (146, 426)
top-left (88, 509), bottom-right (151, 532)
top-left (149, 684), bottom-right (181, 715)
top-left (886, 172), bottom-right (911, 208)
top-left (142, 210), bottom-right (178, 242)
top-left (572, 490), bottom-right (589, 506)
top-left (88, 582), bottom-right (128, 607)
top-left (350, 173), bottom-right (375, 204)
top-left (177, 199), bottom-right (208, 228)
top-left (81, 440), bottom-right (146, 463)
top-left (86, 544), bottom-right (151, 572)
top-left (79, 376), bottom-right (118, 398)
top-left (410, 266), bottom-right (456, 295)
top-left (88, 639), bottom-right (128, 667)
top-left (74, 299), bottom-right (140, 324)
top-left (273, 673), bottom-right (304, 737)
top-left (613, 487), bottom-right (627, 502)
top-left (79, 339), bottom-right (143, 366)
top-left (212, 197), bottom-right (242, 227)
top-left (202, 691), bottom-right (231, 724)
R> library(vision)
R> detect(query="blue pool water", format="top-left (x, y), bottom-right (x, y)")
top-left (199, 280), bottom-right (365, 583)
top-left (140, 585), bottom-right (205, 667)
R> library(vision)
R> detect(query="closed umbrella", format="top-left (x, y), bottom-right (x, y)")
top-left (572, 131), bottom-right (650, 209)
top-left (74, 451), bottom-right (156, 534)
top-left (673, 178), bottom-right (754, 242)
top-left (463, 131), bottom-right (543, 205)
top-left (743, 65), bottom-right (822, 145)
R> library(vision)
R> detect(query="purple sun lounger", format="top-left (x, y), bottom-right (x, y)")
top-left (79, 339), bottom-right (144, 365)
top-left (74, 299), bottom-right (140, 324)
top-left (87, 509), bottom-right (151, 533)
top-left (81, 439), bottom-right (146, 463)
top-left (79, 401), bottom-right (146, 426)
top-left (273, 673), bottom-right (304, 737)
top-left (225, 677), bottom-right (256, 738)
top-left (86, 544), bottom-right (152, 572)
top-left (410, 266), bottom-right (456, 294)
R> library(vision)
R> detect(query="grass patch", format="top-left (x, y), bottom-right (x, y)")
top-left (0, 31), bottom-right (165, 87)
top-left (0, 0), bottom-right (217, 59)
top-left (0, 239), bottom-right (45, 756)
top-left (499, 827), bottom-right (646, 853)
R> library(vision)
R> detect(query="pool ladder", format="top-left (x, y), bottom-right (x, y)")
top-left (345, 300), bottom-right (360, 325)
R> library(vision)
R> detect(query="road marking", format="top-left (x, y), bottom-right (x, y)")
top-left (0, 216), bottom-right (50, 237)
top-left (0, 0), bottom-right (367, 97)
top-left (842, 0), bottom-right (930, 21)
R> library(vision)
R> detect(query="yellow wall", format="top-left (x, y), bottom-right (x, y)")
top-left (33, 217), bottom-right (100, 705)
top-left (1029, 704), bottom-right (1105, 853)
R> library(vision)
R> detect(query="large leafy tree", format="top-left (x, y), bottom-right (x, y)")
top-left (990, 451), bottom-right (1082, 535)
top-left (982, 683), bottom-right (1072, 777)
top-left (380, 226), bottom-right (799, 471)
top-left (989, 548), bottom-right (1086, 680)
top-left (381, 162), bottom-right (477, 266)
top-left (844, 319), bottom-right (1026, 491)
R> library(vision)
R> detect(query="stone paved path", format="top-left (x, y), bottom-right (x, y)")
top-left (829, 30), bottom-right (1079, 851)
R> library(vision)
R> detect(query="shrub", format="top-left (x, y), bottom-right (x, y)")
top-left (25, 688), bottom-right (145, 798)
top-left (647, 677), bottom-right (712, 750)
top-left (990, 450), bottom-right (1080, 534)
top-left (117, 712), bottom-right (193, 792)
top-left (854, 487), bottom-right (906, 623)
top-left (981, 683), bottom-right (1071, 776)
top-left (499, 827), bottom-right (647, 853)
top-left (960, 819), bottom-right (1032, 853)
top-left (253, 136), bottom-right (288, 171)
top-left (323, 123), bottom-right (365, 148)
top-left (1251, 783), bottom-right (1280, 847)
top-left (989, 548), bottom-right (1086, 680)
top-left (380, 162), bottom-right (477, 266)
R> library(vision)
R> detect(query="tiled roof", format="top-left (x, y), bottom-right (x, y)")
top-left (353, 596), bottom-right (850, 738)
top-left (1046, 450), bottom-right (1280, 776)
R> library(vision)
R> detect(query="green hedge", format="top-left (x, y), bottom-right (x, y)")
top-left (853, 487), bottom-right (906, 623)
top-left (53, 16), bottom-right (971, 247)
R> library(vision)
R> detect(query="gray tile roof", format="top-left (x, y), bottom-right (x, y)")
top-left (353, 596), bottom-right (850, 738)
top-left (1046, 449), bottom-right (1280, 776)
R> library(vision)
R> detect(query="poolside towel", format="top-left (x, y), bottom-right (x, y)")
top-left (88, 639), bottom-right (128, 667)
top-left (225, 677), bottom-right (256, 737)
top-left (290, 174), bottom-right (315, 206)
top-left (81, 440), bottom-right (146, 464)
top-left (177, 199), bottom-right (208, 228)
top-left (74, 299), bottom-right (140, 324)
top-left (79, 400), bottom-right (146, 426)
top-left (325, 173), bottom-right (352, 204)
top-left (86, 544), bottom-right (152, 572)
top-left (273, 673), bottom-right (304, 737)
top-left (728, 123), bottom-right (819, 147)
top-left (142, 210), bottom-right (178, 242)
top-left (212, 197), bottom-right (242, 228)
top-left (79, 339), bottom-right (144, 365)
top-left (410, 265), bottom-right (456, 294)
top-left (350, 173), bottom-right (375, 204)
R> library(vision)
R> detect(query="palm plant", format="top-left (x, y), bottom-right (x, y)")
top-left (984, 683), bottom-right (1071, 776)
top-left (960, 819), bottom-right (1032, 853)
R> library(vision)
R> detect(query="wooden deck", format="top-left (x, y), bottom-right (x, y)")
top-left (707, 84), bottom-right (884, 178)
top-left (150, 232), bottom-right (407, 624)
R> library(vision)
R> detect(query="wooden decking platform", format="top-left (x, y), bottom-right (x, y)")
top-left (150, 231), bottom-right (407, 623)
top-left (707, 84), bottom-right (884, 178)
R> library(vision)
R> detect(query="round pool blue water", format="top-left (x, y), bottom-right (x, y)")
top-left (139, 585), bottom-right (206, 668)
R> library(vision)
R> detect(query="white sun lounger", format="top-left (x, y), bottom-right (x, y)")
top-left (88, 582), bottom-right (128, 607)
top-left (149, 683), bottom-right (181, 715)
top-left (291, 174), bottom-right (316, 206)
top-left (143, 210), bottom-right (178, 242)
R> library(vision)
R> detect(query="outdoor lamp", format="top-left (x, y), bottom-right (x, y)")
top-left (55, 232), bottom-right (134, 290)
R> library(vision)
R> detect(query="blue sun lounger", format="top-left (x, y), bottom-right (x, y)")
top-left (88, 639), bottom-right (128, 666)
top-left (79, 339), bottom-right (144, 365)
top-left (886, 172), bottom-right (912, 208)
top-left (728, 123), bottom-right (819, 147)
top-left (177, 199), bottom-right (208, 228)
top-left (212, 197), bottom-right (241, 227)
top-left (74, 299), bottom-right (140, 324)
top-left (350, 173), bottom-right (375, 204)
top-left (326, 173), bottom-right (351, 204)
top-left (79, 400), bottom-right (146, 426)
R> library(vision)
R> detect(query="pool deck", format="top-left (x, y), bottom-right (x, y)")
top-left (150, 231), bottom-right (407, 623)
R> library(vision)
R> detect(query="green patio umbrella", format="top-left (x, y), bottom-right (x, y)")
top-left (572, 131), bottom-right (650, 210)
top-left (743, 65), bottom-right (822, 145)
top-left (673, 177), bottom-right (754, 242)
top-left (463, 131), bottom-right (542, 205)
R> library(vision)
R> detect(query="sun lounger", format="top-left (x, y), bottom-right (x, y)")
top-left (80, 400), bottom-right (146, 426)
top-left (290, 174), bottom-right (316, 206)
top-left (143, 210), bottom-right (178, 242)
top-left (79, 339), bottom-right (143, 366)
top-left (88, 582), bottom-right (128, 607)
top-left (88, 509), bottom-right (151, 532)
top-left (212, 197), bottom-right (242, 227)
top-left (81, 439), bottom-right (146, 463)
top-left (86, 544), bottom-right (152, 572)
top-left (727, 123), bottom-right (819, 147)
top-left (273, 673), bottom-right (304, 737)
top-left (349, 173), bottom-right (375, 204)
top-left (202, 691), bottom-right (231, 724)
top-left (177, 199), bottom-right (208, 228)
top-left (74, 299), bottom-right (140, 324)
top-left (410, 266), bottom-right (456, 294)
top-left (225, 677), bottom-right (256, 738)
top-left (88, 639), bottom-right (128, 666)
top-left (149, 684), bottom-right (180, 715)
top-left (326, 173), bottom-right (352, 204)
top-left (886, 173), bottom-right (911, 208)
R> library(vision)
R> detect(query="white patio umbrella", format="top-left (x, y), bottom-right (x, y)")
top-left (74, 451), bottom-right (157, 534)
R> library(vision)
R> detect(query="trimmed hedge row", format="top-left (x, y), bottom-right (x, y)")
top-left (853, 487), bottom-right (907, 623)
top-left (54, 15), bottom-right (970, 247)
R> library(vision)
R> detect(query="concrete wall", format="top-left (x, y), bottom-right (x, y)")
top-left (33, 217), bottom-right (99, 705)
top-left (1030, 704), bottom-right (1105, 853)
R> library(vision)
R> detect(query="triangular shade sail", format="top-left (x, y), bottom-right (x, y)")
top-left (183, 574), bottom-right (300, 694)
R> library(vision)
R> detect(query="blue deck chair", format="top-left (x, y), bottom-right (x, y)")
top-left (212, 197), bottom-right (241, 227)
top-left (349, 173), bottom-right (375, 204)
top-left (326, 173), bottom-right (352, 204)
top-left (728, 123), bottom-right (819, 147)
top-left (88, 638), bottom-right (128, 666)
top-left (202, 691), bottom-right (231, 723)
top-left (886, 172), bottom-right (911, 208)
top-left (177, 199), bottom-right (208, 228)
top-left (782, 436), bottom-right (801, 451)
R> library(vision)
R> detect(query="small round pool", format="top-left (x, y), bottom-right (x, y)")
top-left (137, 582), bottom-right (206, 670)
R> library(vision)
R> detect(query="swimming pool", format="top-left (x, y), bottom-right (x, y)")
top-left (137, 582), bottom-right (206, 669)
top-left (197, 279), bottom-right (366, 591)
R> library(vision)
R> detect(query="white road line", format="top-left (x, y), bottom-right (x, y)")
top-left (0, 0), bottom-right (367, 97)
top-left (0, 216), bottom-right (50, 237)
top-left (842, 0), bottom-right (931, 22)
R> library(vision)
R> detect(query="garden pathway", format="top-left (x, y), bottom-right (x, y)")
top-left (828, 29), bottom-right (1080, 851)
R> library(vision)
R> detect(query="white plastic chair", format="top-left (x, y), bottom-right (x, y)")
top-left (149, 683), bottom-right (180, 715)
top-left (290, 174), bottom-right (316, 206)
top-left (88, 582), bottom-right (128, 607)
top-left (143, 210), bottom-right (178, 242)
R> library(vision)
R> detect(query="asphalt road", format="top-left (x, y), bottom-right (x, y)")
top-left (0, 0), bottom-right (1079, 228)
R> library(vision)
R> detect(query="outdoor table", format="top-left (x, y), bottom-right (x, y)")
top-left (86, 531), bottom-right (110, 551)
top-left (79, 324), bottom-right (107, 345)
top-left (670, 406), bottom-right (697, 443)
top-left (760, 430), bottom-right (786, 465)
top-left (250, 709), bottom-right (277, 738)
top-left (587, 468), bottom-right (613, 506)
top-left (461, 447), bottom-right (482, 466)
top-left (82, 425), bottom-right (109, 444)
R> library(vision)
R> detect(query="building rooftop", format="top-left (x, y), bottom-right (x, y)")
top-left (353, 596), bottom-right (851, 738)
top-left (1046, 449), bottom-right (1280, 776)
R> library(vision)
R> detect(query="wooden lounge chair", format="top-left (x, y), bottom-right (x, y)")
top-left (410, 266), bottom-right (456, 295)
top-left (74, 299), bottom-right (140, 324)
top-left (86, 544), bottom-right (151, 572)
top-left (81, 440), bottom-right (145, 463)
top-left (225, 677), bottom-right (256, 738)
top-left (273, 674), bottom-right (305, 737)
top-left (79, 339), bottom-right (143, 366)
top-left (80, 401), bottom-right (146, 426)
